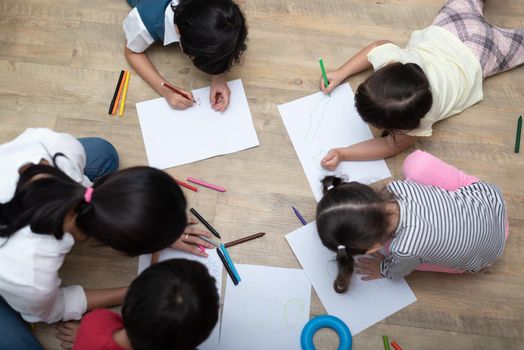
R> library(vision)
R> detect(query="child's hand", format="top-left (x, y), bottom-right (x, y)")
top-left (321, 149), bottom-right (341, 170)
top-left (355, 252), bottom-right (385, 281)
top-left (320, 69), bottom-right (345, 94)
top-left (170, 219), bottom-right (215, 257)
top-left (162, 87), bottom-right (195, 110)
top-left (55, 322), bottom-right (80, 350)
top-left (210, 74), bottom-right (231, 112)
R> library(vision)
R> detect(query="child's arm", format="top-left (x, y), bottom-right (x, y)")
top-left (124, 46), bottom-right (194, 109)
top-left (321, 133), bottom-right (416, 169)
top-left (381, 253), bottom-right (422, 279)
top-left (85, 287), bottom-right (128, 311)
top-left (321, 40), bottom-right (393, 94)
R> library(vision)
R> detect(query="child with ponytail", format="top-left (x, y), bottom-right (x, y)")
top-left (316, 150), bottom-right (508, 293)
top-left (0, 129), bottom-right (214, 349)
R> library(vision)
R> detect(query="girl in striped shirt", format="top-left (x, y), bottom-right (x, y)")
top-left (316, 150), bottom-right (507, 293)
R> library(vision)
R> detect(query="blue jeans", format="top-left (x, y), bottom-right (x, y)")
top-left (0, 297), bottom-right (43, 350)
top-left (78, 138), bottom-right (119, 181)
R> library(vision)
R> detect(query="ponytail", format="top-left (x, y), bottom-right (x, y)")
top-left (0, 162), bottom-right (188, 256)
top-left (321, 175), bottom-right (345, 195)
top-left (316, 176), bottom-right (391, 293)
top-left (334, 245), bottom-right (353, 293)
top-left (0, 164), bottom-right (86, 239)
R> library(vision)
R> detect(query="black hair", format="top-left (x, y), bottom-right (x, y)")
top-left (316, 176), bottom-right (392, 293)
top-left (173, 0), bottom-right (248, 74)
top-left (0, 164), bottom-right (187, 256)
top-left (355, 62), bottom-right (432, 133)
top-left (123, 259), bottom-right (219, 350)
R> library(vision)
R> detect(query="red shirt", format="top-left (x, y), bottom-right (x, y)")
top-left (73, 309), bottom-right (127, 350)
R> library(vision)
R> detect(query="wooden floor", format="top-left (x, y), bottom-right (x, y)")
top-left (1, 0), bottom-right (523, 349)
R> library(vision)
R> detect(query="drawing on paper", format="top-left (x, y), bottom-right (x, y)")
top-left (304, 95), bottom-right (332, 143)
top-left (239, 289), bottom-right (306, 331)
top-left (283, 298), bottom-right (306, 328)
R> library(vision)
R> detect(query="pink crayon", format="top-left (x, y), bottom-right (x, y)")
top-left (198, 245), bottom-right (206, 254)
top-left (187, 177), bottom-right (226, 192)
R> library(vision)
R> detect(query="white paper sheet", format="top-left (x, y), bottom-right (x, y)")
top-left (137, 79), bottom-right (259, 169)
top-left (278, 83), bottom-right (391, 201)
top-left (219, 264), bottom-right (311, 350)
top-left (286, 222), bottom-right (417, 335)
top-left (138, 249), bottom-right (223, 350)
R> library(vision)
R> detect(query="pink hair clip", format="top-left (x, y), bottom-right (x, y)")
top-left (84, 187), bottom-right (94, 203)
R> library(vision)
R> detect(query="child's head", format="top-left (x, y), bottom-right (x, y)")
top-left (355, 62), bottom-right (432, 133)
top-left (316, 176), bottom-right (392, 293)
top-left (174, 0), bottom-right (248, 75)
top-left (123, 259), bottom-right (219, 350)
top-left (0, 162), bottom-right (187, 256)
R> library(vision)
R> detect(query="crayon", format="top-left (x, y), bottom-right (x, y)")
top-left (391, 341), bottom-right (402, 350)
top-left (111, 71), bottom-right (127, 115)
top-left (190, 208), bottom-right (222, 239)
top-left (383, 335), bottom-right (390, 350)
top-left (108, 70), bottom-right (124, 114)
top-left (319, 57), bottom-right (330, 96)
top-left (220, 244), bottom-right (241, 283)
top-left (515, 115), bottom-right (522, 153)
top-left (187, 177), bottom-right (226, 192)
top-left (292, 206), bottom-right (307, 226)
top-left (216, 247), bottom-right (238, 285)
top-left (118, 71), bottom-right (130, 116)
top-left (200, 235), bottom-right (221, 248)
top-left (175, 179), bottom-right (199, 192)
top-left (161, 81), bottom-right (196, 104)
top-left (225, 232), bottom-right (266, 248)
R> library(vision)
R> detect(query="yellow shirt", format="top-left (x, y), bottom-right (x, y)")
top-left (367, 26), bottom-right (483, 137)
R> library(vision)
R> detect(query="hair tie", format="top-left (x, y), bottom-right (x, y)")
top-left (337, 245), bottom-right (346, 251)
top-left (84, 187), bottom-right (94, 203)
top-left (327, 185), bottom-right (334, 191)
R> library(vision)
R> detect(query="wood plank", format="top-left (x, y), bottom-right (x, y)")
top-left (0, 0), bottom-right (523, 349)
top-left (0, 13), bottom-right (79, 66)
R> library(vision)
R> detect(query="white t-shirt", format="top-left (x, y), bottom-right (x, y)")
top-left (0, 128), bottom-right (90, 323)
top-left (367, 26), bottom-right (483, 137)
top-left (123, 0), bottom-right (181, 53)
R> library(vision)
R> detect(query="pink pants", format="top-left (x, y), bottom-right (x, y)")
top-left (385, 150), bottom-right (493, 273)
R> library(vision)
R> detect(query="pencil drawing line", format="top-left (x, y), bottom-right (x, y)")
top-left (283, 298), bottom-right (305, 329)
top-left (304, 95), bottom-right (332, 143)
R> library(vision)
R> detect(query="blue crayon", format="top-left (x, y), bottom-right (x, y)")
top-left (220, 244), bottom-right (241, 283)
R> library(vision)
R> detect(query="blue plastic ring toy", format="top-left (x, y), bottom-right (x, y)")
top-left (301, 315), bottom-right (352, 350)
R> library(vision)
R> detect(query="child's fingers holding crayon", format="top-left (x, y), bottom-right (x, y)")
top-left (163, 88), bottom-right (194, 110)
top-left (321, 149), bottom-right (341, 170)
top-left (320, 70), bottom-right (344, 94)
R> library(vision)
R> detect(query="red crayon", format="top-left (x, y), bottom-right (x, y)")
top-left (161, 81), bottom-right (196, 103)
top-left (176, 179), bottom-right (199, 192)
top-left (391, 341), bottom-right (402, 350)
